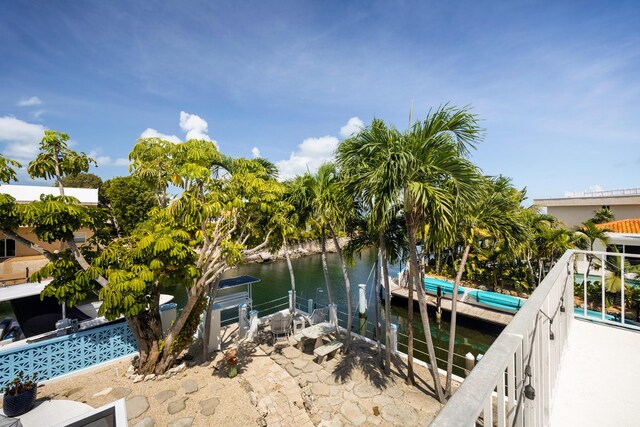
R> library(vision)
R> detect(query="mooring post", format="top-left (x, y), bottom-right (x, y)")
top-left (390, 323), bottom-right (398, 355)
top-left (358, 284), bottom-right (367, 318)
top-left (464, 352), bottom-right (475, 376)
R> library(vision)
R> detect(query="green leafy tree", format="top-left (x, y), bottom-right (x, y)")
top-left (2, 133), bottom-right (285, 375)
top-left (59, 173), bottom-right (103, 189)
top-left (101, 176), bottom-right (157, 236)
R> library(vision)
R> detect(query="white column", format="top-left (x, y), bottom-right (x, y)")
top-left (308, 298), bottom-right (314, 314)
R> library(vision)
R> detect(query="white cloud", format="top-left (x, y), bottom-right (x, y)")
top-left (140, 127), bottom-right (182, 143)
top-left (251, 147), bottom-right (261, 158)
top-left (139, 111), bottom-right (218, 147)
top-left (275, 116), bottom-right (362, 179)
top-left (339, 116), bottom-right (364, 139)
top-left (276, 135), bottom-right (339, 180)
top-left (179, 111), bottom-right (215, 143)
top-left (17, 96), bottom-right (43, 107)
top-left (0, 115), bottom-right (45, 161)
top-left (30, 110), bottom-right (46, 120)
top-left (87, 150), bottom-right (129, 168)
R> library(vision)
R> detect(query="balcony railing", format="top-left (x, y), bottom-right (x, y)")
top-left (431, 249), bottom-right (640, 426)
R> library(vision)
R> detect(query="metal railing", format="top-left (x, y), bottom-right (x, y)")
top-left (573, 250), bottom-right (640, 330)
top-left (431, 250), bottom-right (575, 427)
top-left (564, 187), bottom-right (640, 198)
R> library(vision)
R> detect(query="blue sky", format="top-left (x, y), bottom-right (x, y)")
top-left (1, 0), bottom-right (639, 201)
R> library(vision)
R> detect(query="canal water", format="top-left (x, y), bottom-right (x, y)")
top-left (0, 248), bottom-right (501, 376)
top-left (169, 248), bottom-right (501, 376)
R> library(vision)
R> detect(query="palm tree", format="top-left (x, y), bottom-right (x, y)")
top-left (336, 119), bottom-right (405, 374)
top-left (590, 208), bottom-right (615, 224)
top-left (337, 106), bottom-right (482, 402)
top-left (574, 221), bottom-right (610, 288)
top-left (444, 176), bottom-right (526, 395)
top-left (293, 164), bottom-right (355, 349)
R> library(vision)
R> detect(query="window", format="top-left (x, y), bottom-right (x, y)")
top-left (0, 239), bottom-right (16, 258)
top-left (602, 205), bottom-right (611, 210)
top-left (73, 232), bottom-right (87, 244)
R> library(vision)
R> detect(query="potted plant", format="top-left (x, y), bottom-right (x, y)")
top-left (224, 348), bottom-right (238, 378)
top-left (3, 371), bottom-right (38, 417)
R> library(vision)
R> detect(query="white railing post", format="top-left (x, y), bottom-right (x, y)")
top-left (288, 290), bottom-right (295, 313)
top-left (208, 303), bottom-right (222, 352)
top-left (239, 303), bottom-right (248, 339)
top-left (358, 284), bottom-right (367, 318)
top-left (308, 298), bottom-right (314, 314)
top-left (390, 323), bottom-right (398, 355)
top-left (247, 309), bottom-right (259, 341)
top-left (621, 253), bottom-right (626, 324)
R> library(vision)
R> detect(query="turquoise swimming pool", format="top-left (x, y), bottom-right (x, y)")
top-left (574, 307), bottom-right (616, 321)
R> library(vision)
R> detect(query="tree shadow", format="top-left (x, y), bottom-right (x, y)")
top-left (331, 339), bottom-right (392, 390)
top-left (389, 354), bottom-right (439, 398)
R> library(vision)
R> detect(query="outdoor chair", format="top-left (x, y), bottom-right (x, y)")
top-left (304, 307), bottom-right (328, 326)
top-left (270, 312), bottom-right (293, 342)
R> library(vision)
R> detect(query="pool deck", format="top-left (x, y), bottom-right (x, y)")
top-left (550, 319), bottom-right (640, 426)
top-left (390, 284), bottom-right (513, 326)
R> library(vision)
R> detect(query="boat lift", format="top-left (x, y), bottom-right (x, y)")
top-left (206, 275), bottom-right (261, 351)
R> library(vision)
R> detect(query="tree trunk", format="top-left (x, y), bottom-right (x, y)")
top-left (283, 236), bottom-right (296, 312)
top-left (405, 236), bottom-right (416, 385)
top-left (328, 225), bottom-right (352, 352)
top-left (445, 243), bottom-right (471, 396)
top-left (407, 215), bottom-right (446, 403)
top-left (126, 293), bottom-right (167, 374)
top-left (320, 226), bottom-right (339, 336)
top-left (374, 254), bottom-right (381, 362)
top-left (379, 230), bottom-right (392, 375)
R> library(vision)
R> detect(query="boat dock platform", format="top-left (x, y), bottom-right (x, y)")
top-left (390, 284), bottom-right (514, 326)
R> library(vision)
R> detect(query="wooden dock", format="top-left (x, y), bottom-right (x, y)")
top-left (390, 284), bottom-right (514, 326)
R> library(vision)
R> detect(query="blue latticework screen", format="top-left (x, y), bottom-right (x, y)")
top-left (0, 321), bottom-right (138, 387)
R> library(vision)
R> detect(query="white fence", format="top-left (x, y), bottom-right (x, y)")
top-left (431, 251), bottom-right (574, 426)
top-left (431, 249), bottom-right (640, 426)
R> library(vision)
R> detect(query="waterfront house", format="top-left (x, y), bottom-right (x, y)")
top-left (534, 187), bottom-right (640, 228)
top-left (0, 184), bottom-right (98, 285)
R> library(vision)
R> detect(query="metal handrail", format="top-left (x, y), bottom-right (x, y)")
top-left (431, 250), bottom-right (575, 427)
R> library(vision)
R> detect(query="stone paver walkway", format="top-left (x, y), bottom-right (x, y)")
top-left (29, 322), bottom-right (446, 426)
